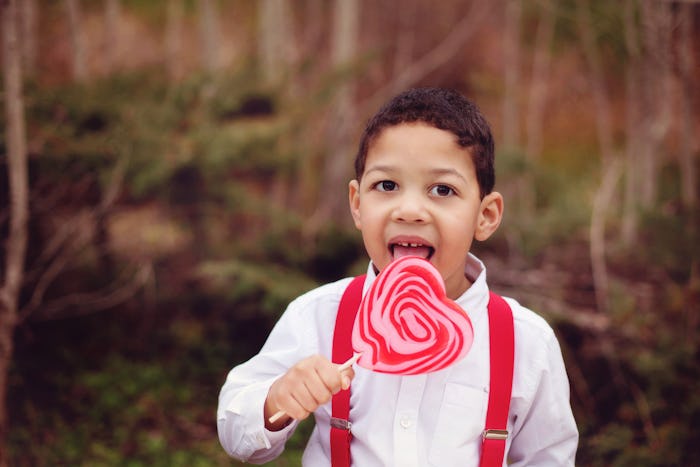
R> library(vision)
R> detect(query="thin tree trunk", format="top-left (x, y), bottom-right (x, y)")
top-left (165, 0), bottom-right (184, 81)
top-left (0, 1), bottom-right (30, 464)
top-left (392, 0), bottom-right (417, 77)
top-left (639, 0), bottom-right (673, 208)
top-left (65, 0), bottom-right (87, 81)
top-left (19, 0), bottom-right (38, 77)
top-left (103, 0), bottom-right (121, 75)
top-left (525, 0), bottom-right (555, 161)
top-left (576, 0), bottom-right (619, 313)
top-left (258, 0), bottom-right (294, 85)
top-left (679, 3), bottom-right (697, 209)
top-left (502, 0), bottom-right (522, 151)
top-left (198, 0), bottom-right (220, 72)
top-left (305, 0), bottom-right (359, 234)
top-left (622, 0), bottom-right (641, 245)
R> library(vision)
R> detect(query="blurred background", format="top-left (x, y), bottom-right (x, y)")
top-left (1, 0), bottom-right (698, 465)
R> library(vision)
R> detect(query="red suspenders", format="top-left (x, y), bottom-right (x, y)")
top-left (330, 275), bottom-right (515, 467)
top-left (330, 275), bottom-right (365, 466)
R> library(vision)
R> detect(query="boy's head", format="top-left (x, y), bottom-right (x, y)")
top-left (348, 87), bottom-right (503, 299)
top-left (355, 87), bottom-right (495, 199)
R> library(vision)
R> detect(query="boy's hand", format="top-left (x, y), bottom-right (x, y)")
top-left (264, 354), bottom-right (355, 431)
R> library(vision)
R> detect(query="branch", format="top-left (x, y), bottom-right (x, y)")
top-left (29, 262), bottom-right (153, 322)
top-left (362, 1), bottom-right (494, 114)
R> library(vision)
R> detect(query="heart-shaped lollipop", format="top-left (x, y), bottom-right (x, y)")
top-left (352, 256), bottom-right (473, 375)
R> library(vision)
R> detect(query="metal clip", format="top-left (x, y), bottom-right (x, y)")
top-left (483, 429), bottom-right (508, 440)
top-left (330, 417), bottom-right (352, 431)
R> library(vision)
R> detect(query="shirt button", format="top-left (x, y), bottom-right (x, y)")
top-left (400, 417), bottom-right (412, 429)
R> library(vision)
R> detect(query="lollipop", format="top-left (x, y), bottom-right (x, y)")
top-left (352, 256), bottom-right (473, 375)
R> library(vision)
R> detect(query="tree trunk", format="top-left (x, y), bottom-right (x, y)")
top-left (678, 3), bottom-right (697, 209)
top-left (502, 0), bottom-right (522, 151)
top-left (525, 0), bottom-right (555, 161)
top-left (19, 0), bottom-right (38, 77)
top-left (305, 0), bottom-right (359, 234)
top-left (622, 0), bottom-right (641, 245)
top-left (165, 0), bottom-right (184, 81)
top-left (65, 0), bottom-right (87, 81)
top-left (392, 0), bottom-right (417, 77)
top-left (198, 0), bottom-right (220, 72)
top-left (258, 0), bottom-right (295, 85)
top-left (576, 0), bottom-right (619, 313)
top-left (103, 0), bottom-right (121, 75)
top-left (0, 0), bottom-right (30, 464)
top-left (639, 0), bottom-right (673, 208)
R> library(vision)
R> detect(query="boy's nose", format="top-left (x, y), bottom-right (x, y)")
top-left (392, 192), bottom-right (428, 223)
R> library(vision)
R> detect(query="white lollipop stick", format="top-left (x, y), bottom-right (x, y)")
top-left (268, 353), bottom-right (361, 424)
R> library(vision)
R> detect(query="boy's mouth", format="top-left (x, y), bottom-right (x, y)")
top-left (390, 241), bottom-right (434, 260)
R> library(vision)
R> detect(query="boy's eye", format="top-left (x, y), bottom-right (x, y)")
top-left (375, 180), bottom-right (398, 192)
top-left (430, 184), bottom-right (455, 197)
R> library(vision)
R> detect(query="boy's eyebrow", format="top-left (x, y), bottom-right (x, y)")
top-left (429, 167), bottom-right (468, 182)
top-left (364, 165), bottom-right (468, 182)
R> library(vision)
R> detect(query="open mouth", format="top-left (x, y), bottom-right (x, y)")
top-left (390, 242), bottom-right (435, 260)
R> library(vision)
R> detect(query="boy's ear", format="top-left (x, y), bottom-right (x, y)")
top-left (475, 191), bottom-right (503, 241)
top-left (348, 179), bottom-right (362, 229)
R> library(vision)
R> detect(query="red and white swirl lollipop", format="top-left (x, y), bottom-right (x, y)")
top-left (352, 256), bottom-right (473, 375)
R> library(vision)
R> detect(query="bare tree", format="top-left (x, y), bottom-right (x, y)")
top-left (392, 0), bottom-right (418, 77)
top-left (639, 0), bottom-right (673, 208)
top-left (103, 0), bottom-right (121, 75)
top-left (258, 0), bottom-right (296, 85)
top-left (576, 0), bottom-right (620, 314)
top-left (19, 0), bottom-right (38, 77)
top-left (678, 2), bottom-right (697, 209)
top-left (622, 0), bottom-right (642, 245)
top-left (65, 0), bottom-right (88, 81)
top-left (525, 0), bottom-right (555, 161)
top-left (165, 0), bottom-right (185, 81)
top-left (502, 0), bottom-right (522, 150)
top-left (198, 0), bottom-right (221, 72)
top-left (307, 0), bottom-right (360, 231)
top-left (0, 0), bottom-right (29, 464)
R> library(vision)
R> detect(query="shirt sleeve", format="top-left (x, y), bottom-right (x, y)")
top-left (508, 330), bottom-right (579, 466)
top-left (216, 292), bottom-right (320, 463)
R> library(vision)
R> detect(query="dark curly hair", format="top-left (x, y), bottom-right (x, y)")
top-left (354, 87), bottom-right (495, 198)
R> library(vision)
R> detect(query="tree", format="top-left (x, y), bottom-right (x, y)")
top-left (525, 0), bottom-right (555, 161)
top-left (678, 2), bottom-right (697, 210)
top-left (198, 0), bottom-right (221, 73)
top-left (576, 0), bottom-right (620, 314)
top-left (305, 0), bottom-right (360, 233)
top-left (0, 0), bottom-right (30, 464)
top-left (258, 0), bottom-right (296, 85)
top-left (103, 0), bottom-right (122, 75)
top-left (19, 0), bottom-right (38, 77)
top-left (638, 0), bottom-right (673, 208)
top-left (165, 0), bottom-right (185, 81)
top-left (65, 0), bottom-right (88, 81)
top-left (502, 0), bottom-right (522, 151)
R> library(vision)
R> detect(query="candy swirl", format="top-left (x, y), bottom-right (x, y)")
top-left (352, 256), bottom-right (473, 375)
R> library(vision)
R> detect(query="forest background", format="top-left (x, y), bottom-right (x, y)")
top-left (1, 0), bottom-right (699, 466)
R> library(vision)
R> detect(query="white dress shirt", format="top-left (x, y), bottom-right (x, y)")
top-left (217, 254), bottom-right (578, 466)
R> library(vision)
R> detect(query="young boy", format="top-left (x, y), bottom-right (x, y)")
top-left (217, 88), bottom-right (578, 466)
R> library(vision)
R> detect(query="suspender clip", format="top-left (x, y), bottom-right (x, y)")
top-left (483, 429), bottom-right (508, 440)
top-left (330, 417), bottom-right (352, 431)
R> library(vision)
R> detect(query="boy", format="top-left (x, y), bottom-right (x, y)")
top-left (217, 88), bottom-right (578, 466)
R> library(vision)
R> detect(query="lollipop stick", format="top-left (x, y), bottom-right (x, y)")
top-left (268, 353), bottom-right (361, 424)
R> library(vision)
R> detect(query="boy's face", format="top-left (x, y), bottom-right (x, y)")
top-left (349, 122), bottom-right (503, 299)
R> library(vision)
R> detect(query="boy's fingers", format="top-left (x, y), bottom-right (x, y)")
top-left (338, 367), bottom-right (355, 391)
